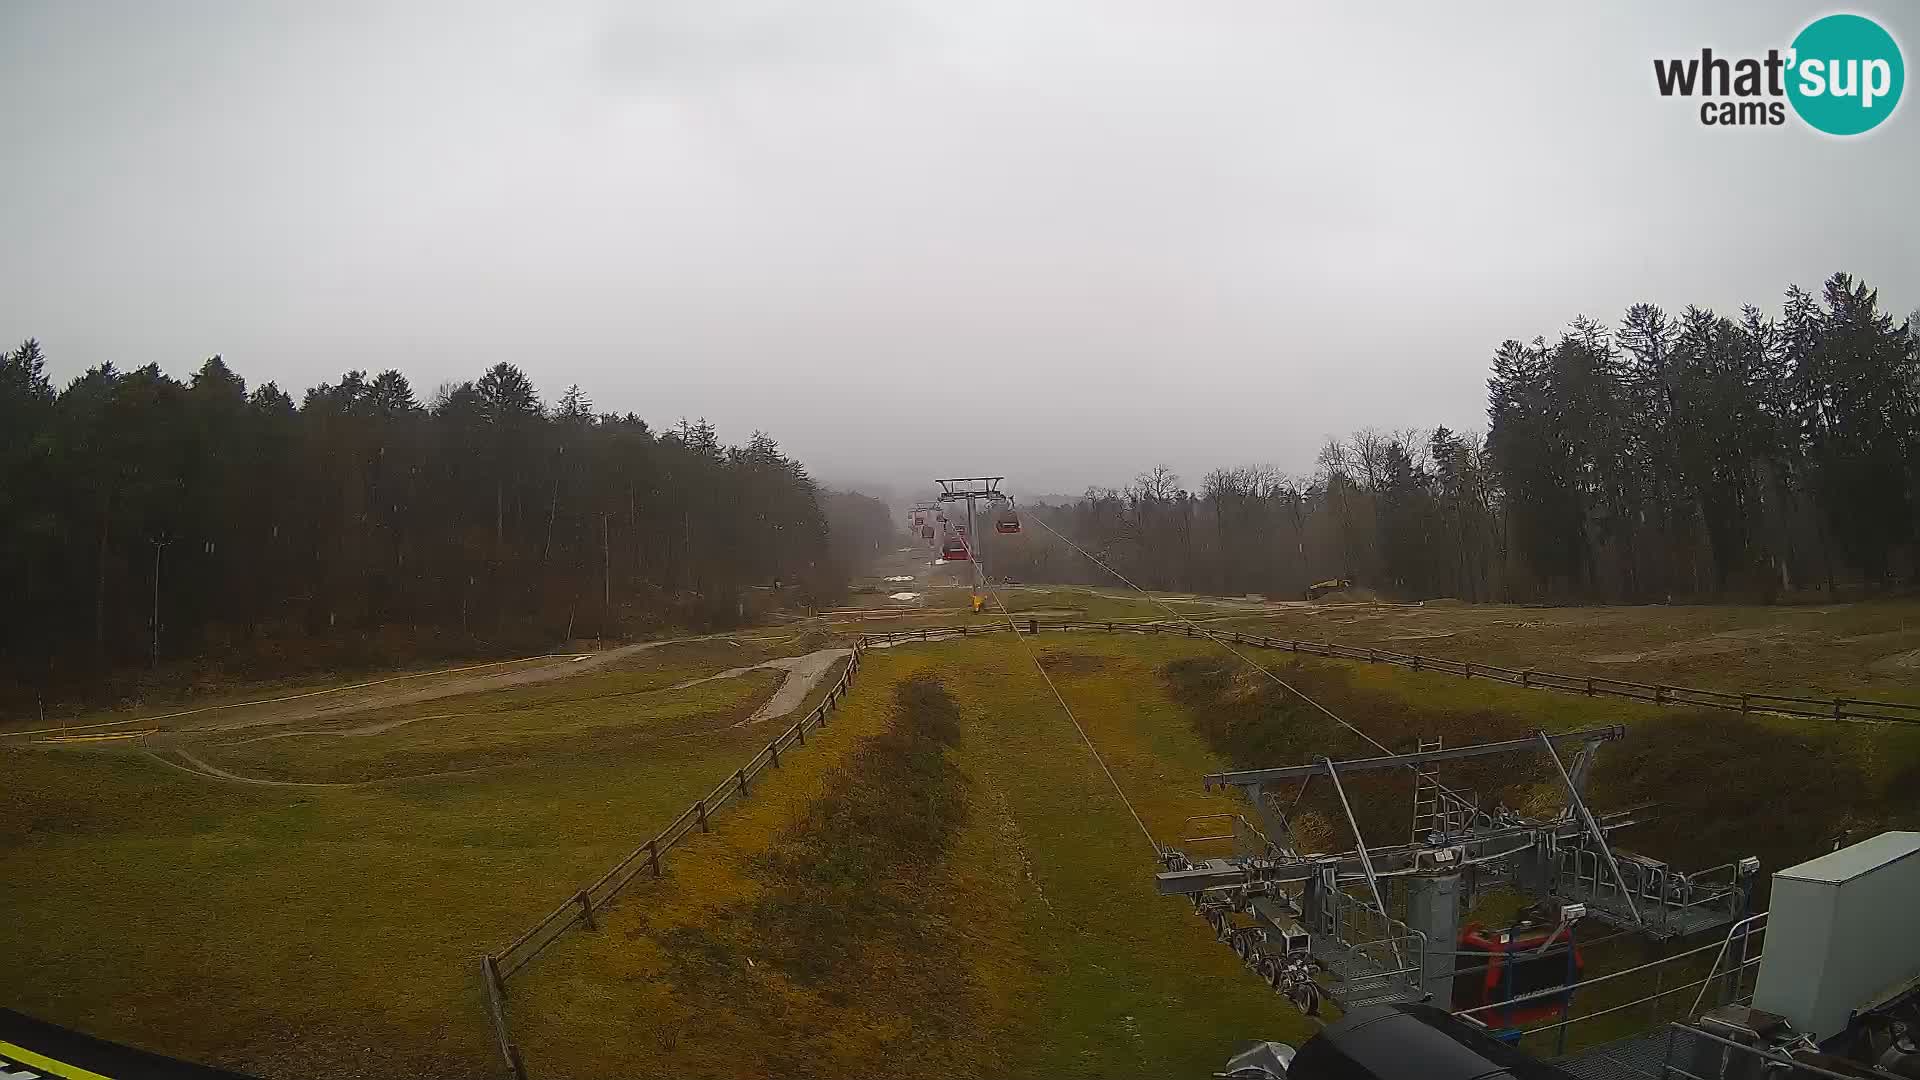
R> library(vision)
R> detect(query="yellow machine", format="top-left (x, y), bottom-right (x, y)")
top-left (1304, 577), bottom-right (1354, 600)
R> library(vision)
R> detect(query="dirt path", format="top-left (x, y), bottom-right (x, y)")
top-left (661, 648), bottom-right (854, 729)
top-left (149, 749), bottom-right (357, 788)
top-left (2, 633), bottom-right (755, 744)
top-left (171, 635), bottom-right (733, 737)
top-left (220, 712), bottom-right (461, 746)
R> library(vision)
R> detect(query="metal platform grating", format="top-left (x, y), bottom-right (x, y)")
top-left (1555, 1026), bottom-right (1704, 1080)
top-left (1310, 937), bottom-right (1424, 1008)
top-left (1560, 893), bottom-right (1743, 940)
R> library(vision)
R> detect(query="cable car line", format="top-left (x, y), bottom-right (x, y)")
top-left (1021, 509), bottom-right (1483, 815)
top-left (1021, 509), bottom-right (1400, 758)
top-left (947, 521), bottom-right (1160, 857)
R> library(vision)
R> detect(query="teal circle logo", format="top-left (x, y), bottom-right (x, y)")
top-left (1787, 14), bottom-right (1904, 135)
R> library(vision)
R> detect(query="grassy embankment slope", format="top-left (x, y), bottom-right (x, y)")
top-left (515, 609), bottom-right (1920, 1076)
top-left (3, 598), bottom-right (1915, 1077)
top-left (1215, 597), bottom-right (1920, 704)
top-left (512, 632), bottom-right (1294, 1080)
top-left (0, 640), bottom-right (846, 1079)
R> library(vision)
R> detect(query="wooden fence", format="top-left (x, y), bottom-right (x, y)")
top-left (476, 617), bottom-right (1919, 1076)
top-left (863, 619), bottom-right (1920, 725)
top-left (480, 640), bottom-right (869, 1079)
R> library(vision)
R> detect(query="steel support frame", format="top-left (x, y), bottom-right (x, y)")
top-left (1153, 810), bottom-right (1640, 897)
top-left (1205, 726), bottom-right (1626, 788)
top-left (935, 477), bottom-right (1006, 585)
top-left (1535, 730), bottom-right (1643, 928)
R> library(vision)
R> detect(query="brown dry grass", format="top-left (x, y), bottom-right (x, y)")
top-left (1215, 598), bottom-right (1920, 703)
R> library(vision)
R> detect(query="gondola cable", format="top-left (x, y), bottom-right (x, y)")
top-left (1023, 509), bottom-right (1485, 813)
top-left (952, 527), bottom-right (1160, 857)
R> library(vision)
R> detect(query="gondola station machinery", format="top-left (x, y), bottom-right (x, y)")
top-left (1155, 726), bottom-right (1920, 1079)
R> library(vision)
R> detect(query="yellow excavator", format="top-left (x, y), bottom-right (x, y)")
top-left (1303, 577), bottom-right (1353, 601)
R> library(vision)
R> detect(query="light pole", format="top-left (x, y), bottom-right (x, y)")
top-left (150, 535), bottom-right (170, 670)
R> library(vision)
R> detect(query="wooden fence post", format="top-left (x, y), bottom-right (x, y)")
top-left (1464, 662), bottom-right (1473, 679)
top-left (736, 768), bottom-right (750, 798)
top-left (486, 953), bottom-right (507, 999)
top-left (648, 839), bottom-right (662, 876)
top-left (576, 890), bottom-right (597, 931)
top-left (696, 800), bottom-right (710, 832)
top-left (1586, 678), bottom-right (1595, 696)
top-left (482, 953), bottom-right (529, 1080)
top-left (1029, 618), bottom-right (1038, 635)
top-left (1739, 694), bottom-right (1749, 714)
top-left (1521, 670), bottom-right (1531, 688)
top-left (1412, 656), bottom-right (1423, 672)
top-left (1833, 698), bottom-right (1843, 719)
top-left (1654, 686), bottom-right (1666, 704)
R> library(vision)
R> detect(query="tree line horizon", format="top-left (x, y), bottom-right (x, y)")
top-left (0, 347), bottom-right (897, 707)
top-left (3, 270), bottom-right (1913, 702)
top-left (988, 272), bottom-right (1917, 603)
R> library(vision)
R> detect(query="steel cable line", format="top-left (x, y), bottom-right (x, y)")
top-left (1023, 510), bottom-right (1398, 752)
top-left (950, 526), bottom-right (1160, 856)
top-left (1022, 509), bottom-right (1485, 815)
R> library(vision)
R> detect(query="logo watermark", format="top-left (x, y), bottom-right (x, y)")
top-left (1654, 12), bottom-right (1903, 134)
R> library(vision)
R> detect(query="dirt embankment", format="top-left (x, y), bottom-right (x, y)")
top-left (1159, 652), bottom-right (1907, 876)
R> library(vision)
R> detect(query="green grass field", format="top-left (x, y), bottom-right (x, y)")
top-left (510, 633), bottom-right (1302, 1080)
top-left (3, 598), bottom-right (1917, 1078)
top-left (0, 643), bottom-right (848, 1079)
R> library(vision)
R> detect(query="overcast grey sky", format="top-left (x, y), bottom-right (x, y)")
top-left (4, 1), bottom-right (1914, 497)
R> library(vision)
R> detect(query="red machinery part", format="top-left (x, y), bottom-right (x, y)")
top-left (1454, 921), bottom-right (1582, 1029)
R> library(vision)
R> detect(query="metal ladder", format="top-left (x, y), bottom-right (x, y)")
top-left (1411, 737), bottom-right (1445, 843)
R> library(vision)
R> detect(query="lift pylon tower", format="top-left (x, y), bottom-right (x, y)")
top-left (1156, 727), bottom-right (1762, 1018)
top-left (934, 476), bottom-right (1006, 585)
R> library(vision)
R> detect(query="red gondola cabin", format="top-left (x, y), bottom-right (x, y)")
top-left (1453, 915), bottom-right (1582, 1029)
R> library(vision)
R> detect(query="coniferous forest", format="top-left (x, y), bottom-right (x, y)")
top-left (993, 274), bottom-right (1919, 603)
top-left (0, 353), bottom-right (846, 707)
top-left (6, 272), bottom-right (1916, 705)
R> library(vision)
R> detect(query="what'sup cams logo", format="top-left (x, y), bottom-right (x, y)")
top-left (1655, 13), bottom-right (1904, 134)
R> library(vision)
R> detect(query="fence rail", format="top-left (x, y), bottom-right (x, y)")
top-left (870, 617), bottom-right (1919, 726)
top-left (473, 616), bottom-right (1916, 1076)
top-left (479, 639), bottom-right (869, 1075)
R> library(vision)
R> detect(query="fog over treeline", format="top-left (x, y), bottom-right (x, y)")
top-left (4, 272), bottom-right (1913, 702)
top-left (0, 348), bottom-right (895, 705)
top-left (986, 273), bottom-right (1919, 604)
